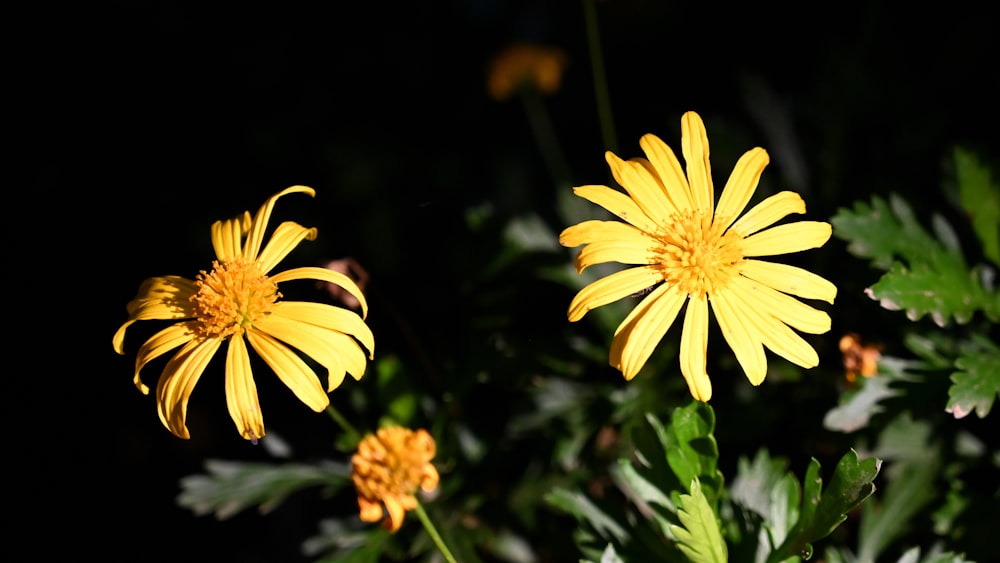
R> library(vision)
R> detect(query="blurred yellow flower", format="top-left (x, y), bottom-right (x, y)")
top-left (487, 42), bottom-right (568, 101)
top-left (352, 427), bottom-right (440, 533)
top-left (113, 186), bottom-right (374, 441)
top-left (839, 332), bottom-right (882, 383)
top-left (561, 111), bottom-right (836, 400)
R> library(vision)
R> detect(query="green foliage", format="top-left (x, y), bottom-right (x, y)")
top-left (176, 459), bottom-right (350, 519)
top-left (671, 480), bottom-right (728, 563)
top-left (946, 335), bottom-right (1000, 419)
top-left (954, 147), bottom-right (1000, 266)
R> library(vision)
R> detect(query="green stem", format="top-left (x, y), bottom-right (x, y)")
top-left (325, 404), bottom-right (361, 443)
top-left (414, 501), bottom-right (458, 563)
top-left (583, 0), bottom-right (617, 153)
top-left (519, 85), bottom-right (572, 187)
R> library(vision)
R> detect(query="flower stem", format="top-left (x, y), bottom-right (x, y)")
top-left (414, 501), bottom-right (457, 563)
top-left (583, 0), bottom-right (617, 153)
top-left (325, 404), bottom-right (361, 442)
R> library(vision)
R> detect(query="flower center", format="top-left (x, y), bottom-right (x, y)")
top-left (190, 259), bottom-right (279, 338)
top-left (655, 211), bottom-right (745, 298)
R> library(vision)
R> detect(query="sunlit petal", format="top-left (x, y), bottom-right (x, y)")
top-left (729, 276), bottom-right (831, 334)
top-left (680, 111), bottom-right (713, 214)
top-left (742, 222), bottom-right (832, 257)
top-left (605, 151), bottom-right (677, 225)
top-left (211, 211), bottom-right (252, 261)
top-left (256, 221), bottom-right (318, 274)
top-left (639, 133), bottom-right (694, 212)
top-left (246, 329), bottom-right (329, 412)
top-left (133, 321), bottom-right (197, 394)
top-left (271, 301), bottom-right (375, 358)
top-left (609, 284), bottom-right (686, 380)
top-left (715, 148), bottom-right (769, 231)
top-left (568, 266), bottom-right (663, 322)
top-left (571, 185), bottom-right (659, 233)
top-left (243, 185), bottom-right (316, 261)
top-left (710, 290), bottom-right (767, 385)
top-left (155, 337), bottom-right (223, 439)
top-left (225, 335), bottom-right (265, 441)
top-left (730, 191), bottom-right (805, 236)
top-left (679, 296), bottom-right (712, 401)
top-left (271, 266), bottom-right (368, 319)
top-left (739, 260), bottom-right (837, 303)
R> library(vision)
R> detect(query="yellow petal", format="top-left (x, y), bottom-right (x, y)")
top-left (254, 313), bottom-right (367, 390)
top-left (571, 184), bottom-right (659, 233)
top-left (225, 335), bottom-right (265, 441)
top-left (256, 221), bottom-right (318, 274)
top-left (680, 111), bottom-right (714, 214)
top-left (211, 211), bottom-right (252, 261)
top-left (271, 301), bottom-right (374, 359)
top-left (569, 225), bottom-right (658, 273)
top-left (679, 296), bottom-right (712, 401)
top-left (245, 329), bottom-right (330, 412)
top-left (357, 497), bottom-right (384, 523)
top-left (742, 221), bottom-right (832, 257)
top-left (739, 260), bottom-right (837, 303)
top-left (715, 148), bottom-right (769, 231)
top-left (114, 276), bottom-right (198, 354)
top-left (155, 337), bottom-right (223, 439)
top-left (729, 276), bottom-right (831, 334)
top-left (567, 266), bottom-right (663, 322)
top-left (271, 266), bottom-right (368, 319)
top-left (609, 284), bottom-right (686, 380)
top-left (639, 133), bottom-right (694, 212)
top-left (560, 219), bottom-right (645, 247)
top-left (730, 191), bottom-right (806, 236)
top-left (710, 290), bottom-right (767, 385)
top-left (133, 321), bottom-right (198, 394)
top-left (382, 495), bottom-right (407, 533)
top-left (243, 186), bottom-right (316, 261)
top-left (605, 151), bottom-right (677, 225)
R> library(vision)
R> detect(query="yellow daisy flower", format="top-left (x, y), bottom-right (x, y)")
top-left (113, 186), bottom-right (374, 441)
top-left (351, 426), bottom-right (440, 533)
top-left (560, 111), bottom-right (836, 401)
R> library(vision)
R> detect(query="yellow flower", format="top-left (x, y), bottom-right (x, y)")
top-left (560, 112), bottom-right (836, 401)
top-left (487, 42), bottom-right (568, 101)
top-left (113, 186), bottom-right (374, 441)
top-left (351, 427), bottom-right (440, 533)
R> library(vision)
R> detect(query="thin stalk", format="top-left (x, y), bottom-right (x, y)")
top-left (414, 501), bottom-right (458, 563)
top-left (583, 0), bottom-right (617, 153)
top-left (325, 404), bottom-right (361, 443)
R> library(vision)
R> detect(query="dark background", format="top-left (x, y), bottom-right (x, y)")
top-left (16, 1), bottom-right (998, 560)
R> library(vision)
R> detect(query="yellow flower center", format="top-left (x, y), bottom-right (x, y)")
top-left (190, 259), bottom-right (280, 338)
top-left (655, 211), bottom-right (745, 298)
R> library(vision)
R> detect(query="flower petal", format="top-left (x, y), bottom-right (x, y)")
top-left (605, 151), bottom-right (677, 225)
top-left (710, 290), bottom-right (767, 385)
top-left (225, 334), bottom-right (265, 441)
top-left (571, 184), bottom-right (659, 233)
top-left (243, 185), bottom-right (316, 261)
top-left (563, 222), bottom-right (658, 273)
top-left (740, 259), bottom-right (837, 303)
top-left (270, 266), bottom-right (368, 319)
top-left (680, 111), bottom-right (714, 214)
top-left (568, 266), bottom-right (663, 322)
top-left (271, 301), bottom-right (375, 358)
top-left (715, 148), bottom-right (769, 231)
top-left (255, 221), bottom-right (318, 274)
top-left (254, 313), bottom-right (368, 391)
top-left (742, 221), bottom-right (832, 257)
top-left (133, 321), bottom-right (198, 394)
top-left (639, 133), bottom-right (694, 212)
top-left (245, 328), bottom-right (330, 412)
top-left (730, 191), bottom-right (805, 236)
top-left (679, 296), bottom-right (712, 401)
top-left (156, 337), bottom-right (223, 439)
top-left (114, 276), bottom-right (198, 354)
top-left (729, 276), bottom-right (831, 334)
top-left (725, 287), bottom-right (820, 369)
top-left (211, 211), bottom-right (252, 261)
top-left (609, 284), bottom-right (686, 380)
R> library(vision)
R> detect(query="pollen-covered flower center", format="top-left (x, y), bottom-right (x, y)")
top-left (655, 211), bottom-right (745, 298)
top-left (191, 259), bottom-right (279, 338)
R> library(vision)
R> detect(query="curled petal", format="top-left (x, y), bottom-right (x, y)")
top-left (114, 276), bottom-right (198, 354)
top-left (133, 321), bottom-right (198, 394)
top-left (243, 186), bottom-right (316, 261)
top-left (156, 337), bottom-right (223, 439)
top-left (246, 329), bottom-right (330, 412)
top-left (255, 221), bottom-right (318, 274)
top-left (271, 266), bottom-right (369, 319)
top-left (211, 211), bottom-right (252, 261)
top-left (271, 301), bottom-right (374, 359)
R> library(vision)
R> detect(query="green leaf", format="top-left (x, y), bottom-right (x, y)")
top-left (730, 449), bottom-right (800, 550)
top-left (768, 450), bottom-right (881, 563)
top-left (545, 487), bottom-right (629, 544)
top-left (176, 459), bottom-right (350, 519)
top-left (832, 193), bottom-right (997, 324)
top-left (823, 375), bottom-right (901, 433)
top-left (954, 146), bottom-right (1000, 265)
top-left (661, 401), bottom-right (724, 508)
top-left (945, 335), bottom-right (1000, 418)
top-left (669, 479), bottom-right (728, 563)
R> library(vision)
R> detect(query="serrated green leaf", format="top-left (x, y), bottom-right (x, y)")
top-left (769, 450), bottom-right (881, 563)
top-left (955, 146), bottom-right (1000, 265)
top-left (669, 479), bottom-right (728, 563)
top-left (857, 456), bottom-right (939, 563)
top-left (730, 449), bottom-right (800, 552)
top-left (823, 375), bottom-right (902, 433)
top-left (945, 336), bottom-right (1000, 418)
top-left (176, 459), bottom-right (350, 519)
top-left (661, 402), bottom-right (724, 508)
top-left (833, 193), bottom-right (997, 324)
top-left (545, 488), bottom-right (629, 544)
